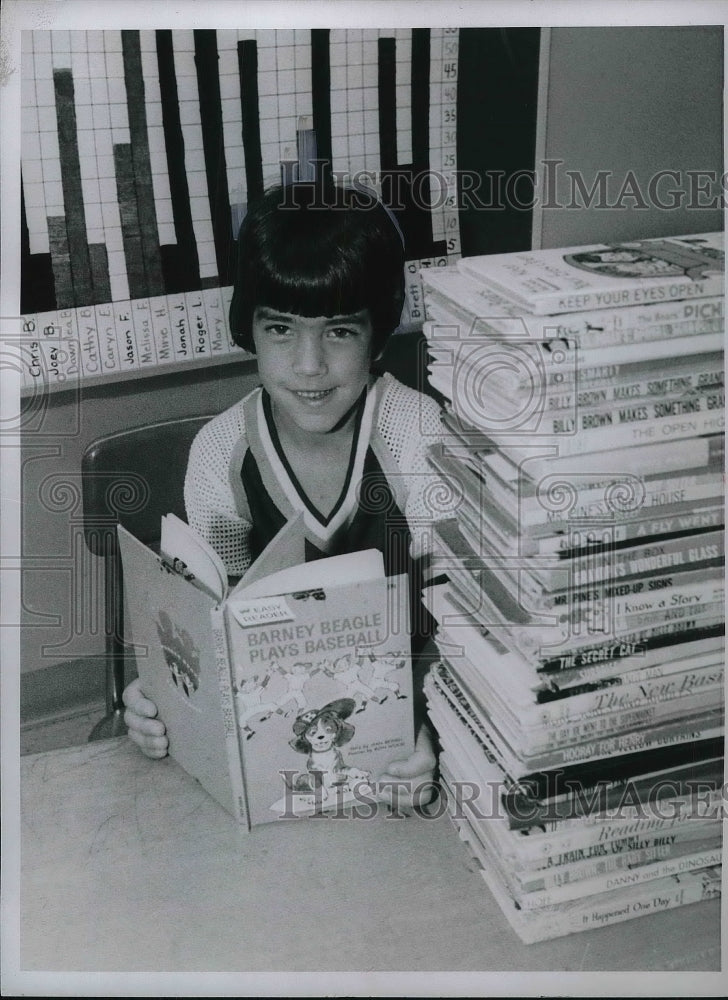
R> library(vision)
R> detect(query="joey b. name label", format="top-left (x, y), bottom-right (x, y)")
top-left (246, 612), bottom-right (385, 664)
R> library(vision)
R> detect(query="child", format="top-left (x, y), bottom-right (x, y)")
top-left (123, 181), bottom-right (447, 807)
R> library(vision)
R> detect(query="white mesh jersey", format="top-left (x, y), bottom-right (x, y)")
top-left (184, 372), bottom-right (449, 578)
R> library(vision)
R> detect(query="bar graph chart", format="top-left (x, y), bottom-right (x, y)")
top-left (20, 27), bottom-right (461, 392)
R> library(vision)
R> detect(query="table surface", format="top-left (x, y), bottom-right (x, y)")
top-left (19, 737), bottom-right (722, 976)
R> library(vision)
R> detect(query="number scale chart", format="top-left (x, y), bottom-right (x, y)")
top-left (18, 27), bottom-right (461, 395)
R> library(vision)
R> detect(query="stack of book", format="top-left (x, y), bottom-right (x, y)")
top-left (419, 232), bottom-right (725, 943)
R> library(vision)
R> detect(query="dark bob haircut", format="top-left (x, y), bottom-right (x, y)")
top-left (229, 183), bottom-right (405, 357)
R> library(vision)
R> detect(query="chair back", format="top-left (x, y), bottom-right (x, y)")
top-left (81, 415), bottom-right (214, 554)
top-left (81, 414), bottom-right (216, 728)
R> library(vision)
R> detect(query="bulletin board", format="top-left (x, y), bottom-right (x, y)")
top-left (19, 27), bottom-right (462, 394)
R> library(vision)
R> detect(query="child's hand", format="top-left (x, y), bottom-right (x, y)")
top-left (122, 678), bottom-right (169, 759)
top-left (377, 724), bottom-right (437, 813)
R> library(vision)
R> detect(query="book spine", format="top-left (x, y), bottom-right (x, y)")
top-left (529, 505), bottom-right (725, 557)
top-left (504, 331), bottom-right (724, 382)
top-left (516, 827), bottom-right (721, 884)
top-left (516, 439), bottom-right (724, 492)
top-left (537, 639), bottom-right (724, 694)
top-left (485, 402), bottom-right (725, 456)
top-left (543, 569), bottom-right (724, 619)
top-left (438, 612), bottom-right (721, 708)
top-left (439, 406), bottom-right (724, 475)
top-left (485, 854), bottom-right (721, 943)
top-left (516, 495), bottom-right (723, 543)
top-left (538, 623), bottom-right (725, 675)
top-left (541, 312), bottom-right (724, 351)
top-left (441, 346), bottom-right (724, 412)
top-left (435, 450), bottom-right (719, 542)
top-left (543, 388), bottom-right (724, 433)
top-left (430, 658), bottom-right (723, 777)
top-left (512, 601), bottom-right (724, 662)
top-left (517, 474), bottom-right (723, 532)
top-left (210, 604), bottom-right (249, 827)
top-left (513, 711), bottom-right (724, 773)
top-left (516, 836), bottom-right (721, 891)
top-left (559, 351), bottom-right (725, 389)
top-left (567, 530), bottom-right (724, 589)
top-left (543, 361), bottom-right (723, 410)
top-left (536, 647), bottom-right (723, 707)
top-left (444, 796), bottom-right (722, 943)
top-left (500, 809), bottom-right (721, 870)
top-left (438, 740), bottom-right (720, 861)
top-left (440, 553), bottom-right (724, 646)
top-left (465, 266), bottom-right (725, 317)
top-left (527, 866), bottom-right (721, 940)
top-left (452, 636), bottom-right (723, 727)
top-left (517, 682), bottom-right (724, 753)
top-left (510, 847), bottom-right (723, 910)
top-left (424, 279), bottom-right (725, 347)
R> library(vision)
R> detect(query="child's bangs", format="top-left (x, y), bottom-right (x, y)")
top-left (256, 251), bottom-right (369, 320)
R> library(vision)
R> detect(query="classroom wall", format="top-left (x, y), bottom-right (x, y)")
top-left (19, 23), bottom-right (725, 719)
top-left (535, 26), bottom-right (724, 248)
top-left (20, 361), bottom-right (260, 715)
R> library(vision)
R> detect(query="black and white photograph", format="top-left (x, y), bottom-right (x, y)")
top-left (1, 0), bottom-right (725, 996)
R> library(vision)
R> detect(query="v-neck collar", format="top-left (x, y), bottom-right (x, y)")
top-left (261, 388), bottom-right (367, 526)
top-left (254, 382), bottom-right (378, 545)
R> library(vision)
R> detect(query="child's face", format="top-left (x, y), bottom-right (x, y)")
top-left (252, 307), bottom-right (374, 438)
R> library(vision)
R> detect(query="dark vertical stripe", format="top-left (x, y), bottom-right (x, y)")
top-left (410, 29), bottom-right (430, 171)
top-left (377, 38), bottom-right (397, 171)
top-left (310, 29), bottom-right (332, 180)
top-left (88, 244), bottom-right (112, 305)
top-left (47, 216), bottom-right (74, 309)
top-left (53, 69), bottom-right (93, 306)
top-left (21, 180), bottom-right (56, 313)
top-left (377, 32), bottom-right (445, 260)
top-left (237, 39), bottom-right (264, 206)
top-left (121, 30), bottom-right (165, 297)
top-left (114, 143), bottom-right (147, 300)
top-left (156, 29), bottom-right (201, 292)
top-left (456, 27), bottom-right (541, 255)
top-left (404, 29), bottom-right (447, 259)
top-left (194, 29), bottom-right (233, 285)
top-left (159, 245), bottom-right (189, 295)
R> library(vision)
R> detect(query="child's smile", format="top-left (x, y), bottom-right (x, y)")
top-left (252, 307), bottom-right (374, 440)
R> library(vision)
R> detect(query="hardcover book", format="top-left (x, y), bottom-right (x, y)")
top-left (118, 514), bottom-right (415, 828)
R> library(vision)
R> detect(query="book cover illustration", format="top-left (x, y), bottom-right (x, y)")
top-left (118, 516), bottom-right (414, 827)
top-left (223, 573), bottom-right (414, 825)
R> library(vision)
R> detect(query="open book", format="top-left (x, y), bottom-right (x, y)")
top-left (118, 514), bottom-right (415, 827)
